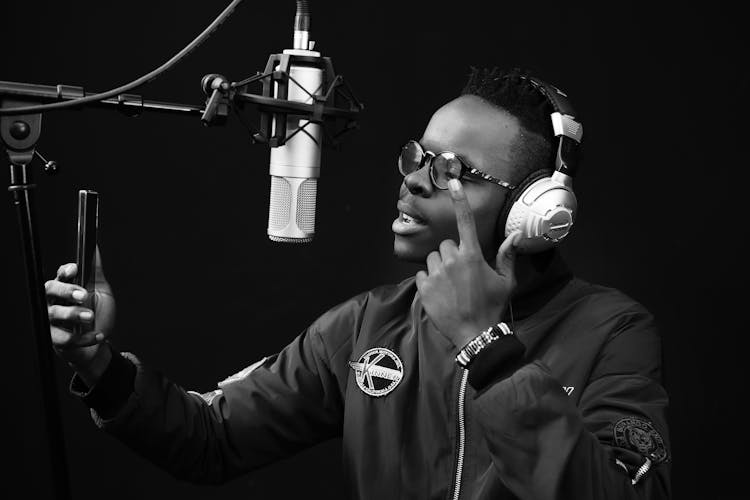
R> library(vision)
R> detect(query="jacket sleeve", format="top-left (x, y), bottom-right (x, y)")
top-left (71, 298), bottom-right (361, 485)
top-left (470, 307), bottom-right (671, 500)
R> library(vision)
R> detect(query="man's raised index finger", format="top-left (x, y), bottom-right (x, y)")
top-left (448, 178), bottom-right (481, 253)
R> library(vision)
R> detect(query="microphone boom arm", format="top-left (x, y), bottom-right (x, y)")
top-left (0, 81), bottom-right (205, 118)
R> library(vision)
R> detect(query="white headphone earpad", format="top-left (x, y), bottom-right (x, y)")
top-left (504, 175), bottom-right (577, 254)
top-left (505, 199), bottom-right (529, 239)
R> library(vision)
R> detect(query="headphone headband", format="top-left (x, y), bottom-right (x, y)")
top-left (523, 76), bottom-right (583, 178)
top-left (497, 73), bottom-right (582, 253)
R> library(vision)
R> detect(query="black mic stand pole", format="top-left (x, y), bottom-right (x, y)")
top-left (2, 103), bottom-right (72, 500)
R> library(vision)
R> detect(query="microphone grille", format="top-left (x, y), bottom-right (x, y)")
top-left (296, 178), bottom-right (317, 233)
top-left (269, 176), bottom-right (292, 231)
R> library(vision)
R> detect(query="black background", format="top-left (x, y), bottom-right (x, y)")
top-left (1, 1), bottom-right (747, 499)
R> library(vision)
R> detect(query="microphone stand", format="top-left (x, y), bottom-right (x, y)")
top-left (1, 67), bottom-right (362, 500)
top-left (1, 82), bottom-right (203, 500)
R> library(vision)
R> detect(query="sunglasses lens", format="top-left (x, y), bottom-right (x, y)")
top-left (398, 141), bottom-right (423, 176)
top-left (431, 153), bottom-right (463, 188)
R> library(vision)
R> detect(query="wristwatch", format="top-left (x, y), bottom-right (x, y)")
top-left (455, 322), bottom-right (513, 368)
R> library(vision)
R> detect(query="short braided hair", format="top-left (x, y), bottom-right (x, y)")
top-left (460, 67), bottom-right (555, 182)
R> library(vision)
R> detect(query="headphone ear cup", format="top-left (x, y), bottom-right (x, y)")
top-left (503, 170), bottom-right (577, 254)
top-left (496, 169), bottom-right (550, 248)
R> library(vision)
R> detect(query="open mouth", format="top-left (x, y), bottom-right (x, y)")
top-left (393, 204), bottom-right (427, 235)
top-left (399, 212), bottom-right (419, 224)
top-left (396, 201), bottom-right (426, 224)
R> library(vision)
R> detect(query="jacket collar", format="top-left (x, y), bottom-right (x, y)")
top-left (502, 249), bottom-right (573, 322)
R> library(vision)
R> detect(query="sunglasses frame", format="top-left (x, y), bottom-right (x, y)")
top-left (398, 140), bottom-right (516, 191)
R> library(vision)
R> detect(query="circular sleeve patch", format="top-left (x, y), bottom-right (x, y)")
top-left (613, 417), bottom-right (669, 463)
top-left (348, 347), bottom-right (403, 397)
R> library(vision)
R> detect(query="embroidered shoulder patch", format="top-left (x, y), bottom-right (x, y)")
top-left (613, 417), bottom-right (668, 463)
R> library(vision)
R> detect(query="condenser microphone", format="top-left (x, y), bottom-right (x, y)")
top-left (267, 0), bottom-right (323, 243)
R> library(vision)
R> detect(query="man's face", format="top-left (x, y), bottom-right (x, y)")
top-left (393, 95), bottom-right (522, 263)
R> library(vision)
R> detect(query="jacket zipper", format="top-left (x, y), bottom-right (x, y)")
top-left (632, 457), bottom-right (652, 485)
top-left (452, 369), bottom-right (469, 500)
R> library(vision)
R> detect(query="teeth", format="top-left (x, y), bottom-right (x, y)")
top-left (402, 212), bottom-right (414, 224)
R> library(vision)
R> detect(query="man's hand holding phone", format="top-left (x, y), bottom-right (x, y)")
top-left (45, 247), bottom-right (116, 387)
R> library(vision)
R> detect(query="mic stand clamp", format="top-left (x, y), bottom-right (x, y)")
top-left (200, 74), bottom-right (232, 126)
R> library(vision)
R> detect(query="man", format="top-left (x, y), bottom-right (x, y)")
top-left (46, 67), bottom-right (671, 499)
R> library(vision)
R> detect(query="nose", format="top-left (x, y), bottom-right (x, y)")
top-left (403, 162), bottom-right (434, 197)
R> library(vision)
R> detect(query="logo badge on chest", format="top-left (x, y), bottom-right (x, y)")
top-left (348, 347), bottom-right (404, 397)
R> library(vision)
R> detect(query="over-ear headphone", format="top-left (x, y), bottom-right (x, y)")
top-left (499, 76), bottom-right (583, 254)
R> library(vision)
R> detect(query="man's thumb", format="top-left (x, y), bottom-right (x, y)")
top-left (495, 231), bottom-right (523, 275)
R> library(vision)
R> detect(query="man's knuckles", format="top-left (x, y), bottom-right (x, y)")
top-left (55, 263), bottom-right (77, 281)
top-left (48, 304), bottom-right (92, 323)
top-left (45, 279), bottom-right (63, 297)
top-left (45, 280), bottom-right (85, 302)
top-left (440, 255), bottom-right (457, 269)
top-left (48, 304), bottom-right (78, 322)
top-left (51, 328), bottom-right (75, 346)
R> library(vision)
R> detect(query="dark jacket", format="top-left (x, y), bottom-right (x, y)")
top-left (74, 255), bottom-right (670, 499)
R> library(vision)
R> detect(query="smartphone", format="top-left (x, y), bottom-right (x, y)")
top-left (75, 190), bottom-right (99, 336)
